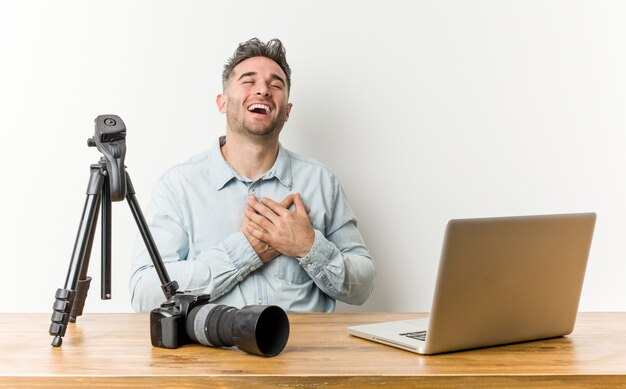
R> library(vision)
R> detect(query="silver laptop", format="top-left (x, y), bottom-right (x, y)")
top-left (348, 212), bottom-right (596, 355)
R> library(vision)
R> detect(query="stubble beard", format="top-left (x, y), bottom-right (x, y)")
top-left (228, 104), bottom-right (288, 141)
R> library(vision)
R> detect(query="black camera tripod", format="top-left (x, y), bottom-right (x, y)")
top-left (49, 115), bottom-right (179, 347)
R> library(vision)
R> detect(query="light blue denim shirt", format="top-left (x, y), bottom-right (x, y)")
top-left (129, 137), bottom-right (375, 312)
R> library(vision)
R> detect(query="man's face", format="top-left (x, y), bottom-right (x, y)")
top-left (218, 56), bottom-right (292, 140)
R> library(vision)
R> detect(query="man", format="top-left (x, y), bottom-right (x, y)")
top-left (130, 38), bottom-right (375, 312)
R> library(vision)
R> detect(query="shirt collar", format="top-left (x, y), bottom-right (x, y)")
top-left (263, 142), bottom-right (293, 189)
top-left (210, 136), bottom-right (293, 190)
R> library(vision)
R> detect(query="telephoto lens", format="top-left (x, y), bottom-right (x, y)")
top-left (185, 304), bottom-right (290, 357)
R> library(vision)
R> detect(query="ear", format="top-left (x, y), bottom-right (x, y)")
top-left (284, 103), bottom-right (293, 122)
top-left (216, 94), bottom-right (227, 113)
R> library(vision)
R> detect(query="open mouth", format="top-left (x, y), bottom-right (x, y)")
top-left (248, 103), bottom-right (271, 115)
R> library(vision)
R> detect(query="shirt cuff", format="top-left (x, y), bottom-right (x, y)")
top-left (298, 229), bottom-right (333, 276)
top-left (221, 231), bottom-right (264, 278)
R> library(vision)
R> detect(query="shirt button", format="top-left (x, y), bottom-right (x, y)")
top-left (249, 266), bottom-right (255, 272)
top-left (257, 299), bottom-right (263, 304)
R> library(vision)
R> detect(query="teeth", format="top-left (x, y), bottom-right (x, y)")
top-left (248, 104), bottom-right (271, 114)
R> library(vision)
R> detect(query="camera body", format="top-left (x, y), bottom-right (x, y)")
top-left (150, 291), bottom-right (210, 349)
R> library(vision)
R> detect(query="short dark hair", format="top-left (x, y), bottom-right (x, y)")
top-left (222, 38), bottom-right (291, 93)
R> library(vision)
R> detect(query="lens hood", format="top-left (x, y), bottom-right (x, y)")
top-left (233, 305), bottom-right (290, 357)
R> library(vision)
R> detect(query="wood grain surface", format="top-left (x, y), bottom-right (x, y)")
top-left (1, 312), bottom-right (625, 388)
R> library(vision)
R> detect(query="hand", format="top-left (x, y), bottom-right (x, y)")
top-left (241, 194), bottom-right (296, 263)
top-left (244, 193), bottom-right (314, 258)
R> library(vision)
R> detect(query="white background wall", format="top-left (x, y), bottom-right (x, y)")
top-left (1, 0), bottom-right (624, 313)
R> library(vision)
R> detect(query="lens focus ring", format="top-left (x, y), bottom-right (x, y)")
top-left (192, 304), bottom-right (218, 347)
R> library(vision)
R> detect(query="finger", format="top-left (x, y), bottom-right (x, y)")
top-left (279, 194), bottom-right (295, 209)
top-left (245, 208), bottom-right (275, 231)
top-left (243, 227), bottom-right (264, 245)
top-left (248, 197), bottom-right (281, 224)
top-left (246, 217), bottom-right (269, 234)
top-left (246, 205), bottom-right (259, 216)
top-left (241, 205), bottom-right (255, 226)
top-left (294, 193), bottom-right (309, 216)
top-left (251, 198), bottom-right (285, 223)
top-left (246, 196), bottom-right (259, 215)
top-left (261, 197), bottom-right (290, 217)
top-left (247, 225), bottom-right (271, 243)
top-left (247, 194), bottom-right (257, 207)
top-left (241, 227), bottom-right (259, 243)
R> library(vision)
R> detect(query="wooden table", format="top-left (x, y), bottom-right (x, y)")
top-left (1, 312), bottom-right (625, 388)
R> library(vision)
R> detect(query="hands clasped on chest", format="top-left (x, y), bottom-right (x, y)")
top-left (241, 193), bottom-right (314, 262)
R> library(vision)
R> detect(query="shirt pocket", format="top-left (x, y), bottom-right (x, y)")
top-left (275, 256), bottom-right (311, 284)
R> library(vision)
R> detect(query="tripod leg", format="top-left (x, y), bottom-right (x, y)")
top-left (125, 173), bottom-right (179, 298)
top-left (101, 175), bottom-right (112, 300)
top-left (50, 164), bottom-right (105, 346)
top-left (69, 191), bottom-right (99, 322)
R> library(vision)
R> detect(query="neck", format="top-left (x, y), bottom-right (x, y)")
top-left (220, 131), bottom-right (279, 181)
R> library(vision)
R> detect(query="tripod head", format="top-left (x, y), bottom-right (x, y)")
top-left (87, 115), bottom-right (127, 201)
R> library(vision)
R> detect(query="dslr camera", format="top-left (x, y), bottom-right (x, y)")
top-left (150, 291), bottom-right (290, 357)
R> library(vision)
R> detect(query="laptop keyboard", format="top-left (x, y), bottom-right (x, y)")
top-left (399, 330), bottom-right (427, 341)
